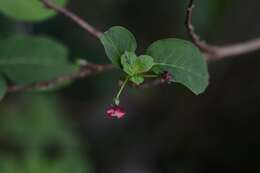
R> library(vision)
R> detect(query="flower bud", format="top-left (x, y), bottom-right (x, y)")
top-left (162, 71), bottom-right (172, 81)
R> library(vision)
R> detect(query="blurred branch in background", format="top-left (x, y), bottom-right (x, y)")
top-left (7, 62), bottom-right (114, 93)
top-left (186, 0), bottom-right (260, 61)
top-left (42, 0), bottom-right (103, 38)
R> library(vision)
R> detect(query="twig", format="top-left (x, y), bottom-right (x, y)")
top-left (42, 0), bottom-right (102, 39)
top-left (185, 0), bottom-right (217, 55)
top-left (209, 38), bottom-right (260, 60)
top-left (186, 0), bottom-right (260, 61)
top-left (119, 78), bottom-right (167, 89)
top-left (7, 63), bottom-right (114, 93)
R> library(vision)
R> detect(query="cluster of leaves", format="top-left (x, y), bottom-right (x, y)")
top-left (101, 26), bottom-right (209, 95)
top-left (0, 0), bottom-right (79, 100)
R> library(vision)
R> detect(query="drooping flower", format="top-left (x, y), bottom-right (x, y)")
top-left (106, 105), bottom-right (126, 119)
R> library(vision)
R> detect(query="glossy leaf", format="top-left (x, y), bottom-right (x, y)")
top-left (100, 26), bottom-right (137, 67)
top-left (147, 38), bottom-right (209, 94)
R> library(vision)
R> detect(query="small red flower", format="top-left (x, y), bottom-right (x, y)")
top-left (162, 71), bottom-right (172, 81)
top-left (106, 105), bottom-right (126, 119)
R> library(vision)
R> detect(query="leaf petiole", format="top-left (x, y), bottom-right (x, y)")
top-left (153, 63), bottom-right (171, 67)
top-left (142, 74), bottom-right (159, 78)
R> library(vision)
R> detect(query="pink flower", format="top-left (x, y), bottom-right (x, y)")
top-left (162, 71), bottom-right (172, 81)
top-left (106, 105), bottom-right (126, 119)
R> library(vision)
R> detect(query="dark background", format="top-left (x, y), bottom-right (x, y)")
top-left (0, 0), bottom-right (260, 173)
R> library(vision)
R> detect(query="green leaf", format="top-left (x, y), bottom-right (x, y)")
top-left (100, 26), bottom-right (137, 67)
top-left (0, 35), bottom-right (79, 85)
top-left (0, 76), bottom-right (7, 101)
top-left (147, 38), bottom-right (209, 95)
top-left (0, 0), bottom-right (68, 22)
top-left (138, 55), bottom-right (155, 73)
top-left (130, 75), bottom-right (144, 85)
top-left (121, 52), bottom-right (154, 76)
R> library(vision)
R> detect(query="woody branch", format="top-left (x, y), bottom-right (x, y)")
top-left (186, 0), bottom-right (260, 61)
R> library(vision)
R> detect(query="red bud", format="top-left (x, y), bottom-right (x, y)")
top-left (162, 71), bottom-right (172, 81)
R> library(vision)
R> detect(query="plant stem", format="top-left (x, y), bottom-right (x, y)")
top-left (114, 76), bottom-right (130, 105)
top-left (142, 74), bottom-right (158, 78)
top-left (154, 63), bottom-right (171, 67)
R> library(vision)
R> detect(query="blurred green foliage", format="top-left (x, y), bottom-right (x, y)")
top-left (0, 0), bottom-right (67, 22)
top-left (0, 94), bottom-right (90, 173)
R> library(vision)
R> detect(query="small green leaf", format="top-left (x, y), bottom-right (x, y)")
top-left (0, 76), bottom-right (7, 101)
top-left (138, 55), bottom-right (155, 73)
top-left (0, 0), bottom-right (68, 22)
top-left (0, 35), bottom-right (79, 85)
top-left (121, 52), bottom-right (154, 76)
top-left (121, 52), bottom-right (138, 75)
top-left (130, 75), bottom-right (144, 85)
top-left (100, 26), bottom-right (137, 67)
top-left (147, 38), bottom-right (209, 95)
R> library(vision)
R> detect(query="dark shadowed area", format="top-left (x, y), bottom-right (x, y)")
top-left (0, 0), bottom-right (260, 173)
